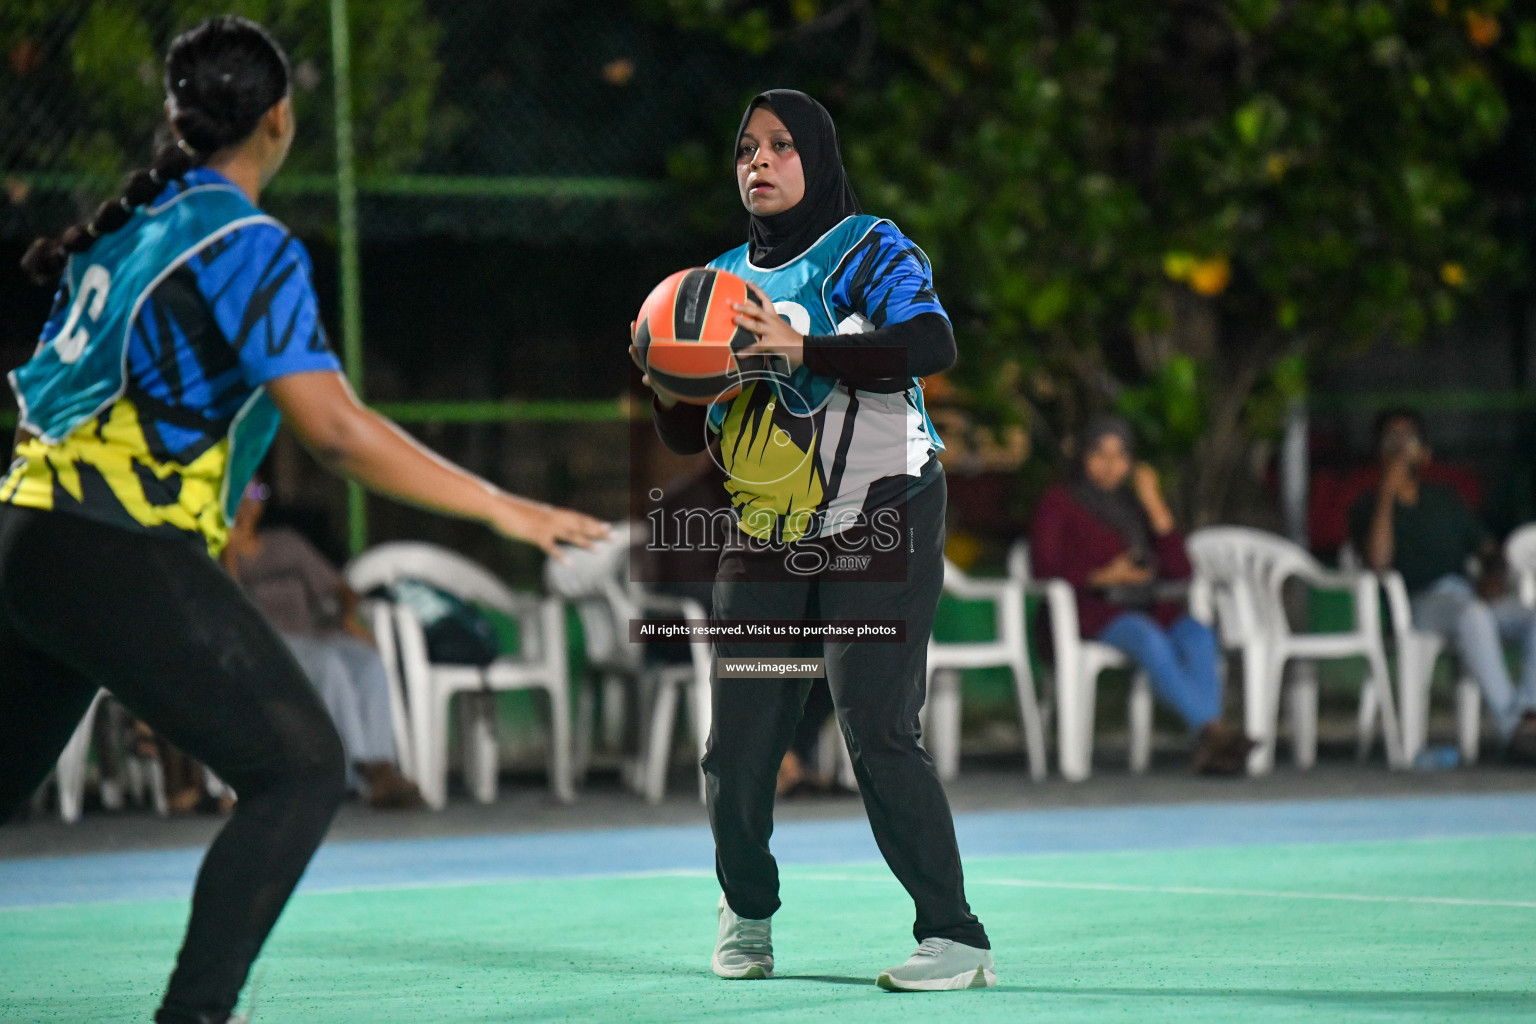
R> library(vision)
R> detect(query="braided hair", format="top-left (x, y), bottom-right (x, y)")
top-left (21, 15), bottom-right (290, 286)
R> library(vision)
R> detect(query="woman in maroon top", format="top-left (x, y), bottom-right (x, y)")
top-left (1030, 417), bottom-right (1253, 773)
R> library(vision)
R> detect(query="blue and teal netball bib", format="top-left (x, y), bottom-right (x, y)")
top-left (13, 183), bottom-right (272, 445)
top-left (3, 174), bottom-right (334, 553)
top-left (709, 214), bottom-right (885, 420)
top-left (704, 215), bottom-right (948, 541)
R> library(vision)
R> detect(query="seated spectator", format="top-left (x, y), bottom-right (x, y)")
top-left (1350, 408), bottom-right (1536, 762)
top-left (223, 480), bottom-right (423, 808)
top-left (1031, 416), bottom-right (1255, 774)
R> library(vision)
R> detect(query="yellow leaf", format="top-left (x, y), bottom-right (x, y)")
top-left (1162, 252), bottom-right (1197, 281)
top-left (1440, 262), bottom-right (1467, 287)
top-left (1189, 256), bottom-right (1232, 296)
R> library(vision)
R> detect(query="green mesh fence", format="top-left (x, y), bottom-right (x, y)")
top-left (0, 0), bottom-right (735, 551)
top-left (0, 0), bottom-right (729, 242)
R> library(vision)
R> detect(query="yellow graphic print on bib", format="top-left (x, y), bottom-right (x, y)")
top-left (1, 397), bottom-right (232, 555)
top-left (719, 380), bottom-right (825, 542)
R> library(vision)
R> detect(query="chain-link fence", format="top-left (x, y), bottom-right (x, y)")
top-left (0, 0), bottom-right (769, 558)
top-left (0, 0), bottom-right (757, 242)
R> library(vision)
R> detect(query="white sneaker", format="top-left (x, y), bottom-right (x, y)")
top-left (711, 894), bottom-right (773, 979)
top-left (876, 938), bottom-right (996, 991)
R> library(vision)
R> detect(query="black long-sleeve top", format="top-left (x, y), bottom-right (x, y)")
top-left (652, 311), bottom-right (954, 455)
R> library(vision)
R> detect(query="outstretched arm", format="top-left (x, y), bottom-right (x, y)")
top-left (267, 370), bottom-right (608, 558)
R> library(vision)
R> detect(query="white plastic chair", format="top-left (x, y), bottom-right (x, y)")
top-left (1185, 527), bottom-right (1405, 774)
top-left (1377, 571), bottom-right (1482, 765)
top-left (1488, 521), bottom-right (1536, 755)
top-left (51, 692), bottom-right (169, 822)
top-left (544, 523), bottom-right (713, 804)
top-left (1189, 527), bottom-right (1323, 773)
top-left (364, 594), bottom-right (417, 780)
top-left (543, 526), bottom-right (643, 786)
top-left (1007, 541), bottom-right (1153, 782)
top-left (1185, 530), bottom-right (1276, 765)
top-left (1507, 524), bottom-right (1536, 610)
top-left (54, 690), bottom-right (108, 824)
top-left (1336, 543), bottom-right (1481, 766)
top-left (346, 542), bottom-right (573, 809)
top-left (924, 558), bottom-right (1047, 782)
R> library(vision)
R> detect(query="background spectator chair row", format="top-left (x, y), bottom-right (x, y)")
top-left (55, 519), bottom-right (1536, 820)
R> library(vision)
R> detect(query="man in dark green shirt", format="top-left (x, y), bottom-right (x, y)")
top-left (1349, 409), bottom-right (1536, 760)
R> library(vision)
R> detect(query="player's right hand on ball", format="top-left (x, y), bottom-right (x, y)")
top-left (630, 326), bottom-right (681, 408)
top-left (628, 322), bottom-right (646, 372)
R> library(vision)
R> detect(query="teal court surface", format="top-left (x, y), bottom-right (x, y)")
top-left (3, 793), bottom-right (1534, 1022)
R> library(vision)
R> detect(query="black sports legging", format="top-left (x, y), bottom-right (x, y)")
top-left (0, 505), bottom-right (346, 1024)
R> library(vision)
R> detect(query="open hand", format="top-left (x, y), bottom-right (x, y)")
top-left (489, 497), bottom-right (610, 561)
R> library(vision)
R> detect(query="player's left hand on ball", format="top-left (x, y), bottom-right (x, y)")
top-left (631, 336), bottom-right (682, 408)
top-left (733, 282), bottom-right (804, 370)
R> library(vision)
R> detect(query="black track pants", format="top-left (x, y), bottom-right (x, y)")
top-left (702, 472), bottom-right (989, 948)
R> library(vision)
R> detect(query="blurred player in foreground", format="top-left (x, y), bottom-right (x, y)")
top-left (0, 16), bottom-right (604, 1024)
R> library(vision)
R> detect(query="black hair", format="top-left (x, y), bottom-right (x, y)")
top-left (1371, 406), bottom-right (1425, 453)
top-left (1071, 414), bottom-right (1138, 479)
top-left (21, 16), bottom-right (290, 286)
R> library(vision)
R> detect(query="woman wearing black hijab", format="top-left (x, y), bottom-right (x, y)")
top-left (638, 90), bottom-right (995, 991)
top-left (1029, 417), bottom-right (1255, 773)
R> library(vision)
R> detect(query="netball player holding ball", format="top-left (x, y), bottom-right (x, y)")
top-left (0, 17), bottom-right (605, 1024)
top-left (635, 90), bottom-right (995, 990)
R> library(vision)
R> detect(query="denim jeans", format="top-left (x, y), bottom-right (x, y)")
top-left (1410, 574), bottom-right (1536, 741)
top-left (1099, 613), bottom-right (1222, 732)
top-left (282, 632), bottom-right (400, 769)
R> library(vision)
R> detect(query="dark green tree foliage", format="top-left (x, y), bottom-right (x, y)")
top-left (1, 0), bottom-right (444, 179)
top-left (649, 0), bottom-right (1536, 521)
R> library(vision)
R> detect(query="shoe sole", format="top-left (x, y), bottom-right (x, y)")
top-left (711, 954), bottom-right (772, 980)
top-left (876, 965), bottom-right (996, 991)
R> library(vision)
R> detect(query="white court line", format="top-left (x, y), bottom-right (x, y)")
top-left (0, 867), bottom-right (718, 914)
top-left (790, 873), bottom-right (1536, 910)
top-left (11, 842), bottom-right (1536, 914)
top-left (959, 829), bottom-right (1536, 864)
